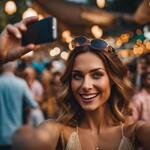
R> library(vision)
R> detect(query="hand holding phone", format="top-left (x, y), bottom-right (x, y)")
top-left (0, 16), bottom-right (40, 64)
top-left (22, 16), bottom-right (57, 46)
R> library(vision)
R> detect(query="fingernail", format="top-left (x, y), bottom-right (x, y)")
top-left (17, 33), bottom-right (21, 38)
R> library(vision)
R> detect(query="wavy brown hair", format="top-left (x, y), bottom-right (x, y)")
top-left (57, 44), bottom-right (133, 126)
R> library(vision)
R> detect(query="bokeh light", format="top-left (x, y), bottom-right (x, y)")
top-left (5, 1), bottom-right (17, 15)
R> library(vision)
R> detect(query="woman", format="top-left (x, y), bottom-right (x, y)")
top-left (32, 36), bottom-right (149, 150)
top-left (2, 19), bottom-right (150, 149)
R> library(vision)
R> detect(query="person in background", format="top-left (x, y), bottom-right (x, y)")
top-left (135, 54), bottom-right (150, 91)
top-left (24, 66), bottom-right (44, 104)
top-left (0, 61), bottom-right (38, 150)
top-left (131, 71), bottom-right (150, 121)
top-left (23, 66), bottom-right (45, 126)
top-left (41, 60), bottom-right (65, 119)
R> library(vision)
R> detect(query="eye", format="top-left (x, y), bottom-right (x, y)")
top-left (72, 73), bottom-right (83, 80)
top-left (92, 72), bottom-right (103, 79)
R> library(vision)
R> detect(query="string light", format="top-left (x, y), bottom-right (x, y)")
top-left (49, 47), bottom-right (61, 57)
top-left (145, 40), bottom-right (150, 50)
top-left (62, 30), bottom-right (73, 43)
top-left (65, 36), bottom-right (73, 43)
top-left (91, 25), bottom-right (103, 38)
top-left (96, 0), bottom-right (105, 8)
top-left (5, 1), bottom-right (17, 15)
top-left (117, 49), bottom-right (129, 58)
top-left (62, 30), bottom-right (71, 39)
top-left (60, 51), bottom-right (69, 60)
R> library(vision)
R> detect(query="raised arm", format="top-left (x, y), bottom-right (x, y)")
top-left (0, 16), bottom-right (39, 64)
top-left (133, 0), bottom-right (150, 24)
top-left (34, 0), bottom-right (116, 27)
top-left (34, 0), bottom-right (150, 28)
top-left (35, 121), bottom-right (62, 150)
top-left (12, 121), bottom-right (62, 150)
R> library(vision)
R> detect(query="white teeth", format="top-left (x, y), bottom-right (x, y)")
top-left (80, 93), bottom-right (98, 100)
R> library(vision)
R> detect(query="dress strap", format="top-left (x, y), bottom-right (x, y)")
top-left (61, 132), bottom-right (65, 150)
top-left (76, 125), bottom-right (79, 134)
top-left (121, 122), bottom-right (124, 137)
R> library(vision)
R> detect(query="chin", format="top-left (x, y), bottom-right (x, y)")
top-left (80, 104), bottom-right (101, 112)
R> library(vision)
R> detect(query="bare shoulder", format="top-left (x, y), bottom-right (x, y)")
top-left (123, 120), bottom-right (150, 132)
top-left (134, 121), bottom-right (150, 138)
top-left (124, 121), bottom-right (150, 149)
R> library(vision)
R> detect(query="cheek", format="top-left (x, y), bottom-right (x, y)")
top-left (104, 81), bottom-right (111, 99)
top-left (98, 78), bottom-right (111, 96)
top-left (71, 80), bottom-right (80, 94)
top-left (98, 77), bottom-right (111, 88)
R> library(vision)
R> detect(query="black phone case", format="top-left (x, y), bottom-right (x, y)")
top-left (22, 16), bottom-right (57, 46)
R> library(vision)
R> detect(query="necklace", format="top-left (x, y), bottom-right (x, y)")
top-left (95, 146), bottom-right (103, 150)
top-left (90, 132), bottom-right (103, 150)
top-left (77, 126), bottom-right (103, 150)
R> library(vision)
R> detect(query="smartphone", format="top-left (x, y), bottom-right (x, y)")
top-left (22, 16), bottom-right (57, 46)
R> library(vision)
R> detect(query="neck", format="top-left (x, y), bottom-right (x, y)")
top-left (81, 104), bottom-right (113, 134)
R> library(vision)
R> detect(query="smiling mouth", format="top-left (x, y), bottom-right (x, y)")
top-left (80, 93), bottom-right (99, 101)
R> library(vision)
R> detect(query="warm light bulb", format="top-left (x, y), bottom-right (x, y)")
top-left (5, 1), bottom-right (17, 15)
top-left (49, 47), bottom-right (61, 57)
top-left (60, 51), bottom-right (69, 60)
top-left (62, 30), bottom-right (71, 39)
top-left (91, 25), bottom-right (103, 38)
top-left (96, 0), bottom-right (105, 8)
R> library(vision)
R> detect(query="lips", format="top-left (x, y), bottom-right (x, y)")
top-left (80, 93), bottom-right (99, 102)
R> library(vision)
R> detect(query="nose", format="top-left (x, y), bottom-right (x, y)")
top-left (81, 76), bottom-right (93, 91)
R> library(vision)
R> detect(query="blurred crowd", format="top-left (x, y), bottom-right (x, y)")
top-left (127, 52), bottom-right (150, 121)
top-left (6, 55), bottom-right (66, 122)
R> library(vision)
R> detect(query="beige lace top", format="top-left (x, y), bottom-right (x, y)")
top-left (64, 124), bottom-right (135, 150)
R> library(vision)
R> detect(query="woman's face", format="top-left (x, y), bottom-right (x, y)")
top-left (71, 52), bottom-right (111, 111)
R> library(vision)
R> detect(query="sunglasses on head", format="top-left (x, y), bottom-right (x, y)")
top-left (71, 36), bottom-right (115, 53)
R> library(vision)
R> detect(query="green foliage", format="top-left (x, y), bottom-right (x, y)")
top-left (0, 0), bottom-right (28, 32)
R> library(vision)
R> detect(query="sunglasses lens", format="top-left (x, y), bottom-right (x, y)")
top-left (71, 37), bottom-right (113, 52)
top-left (91, 39), bottom-right (108, 50)
top-left (73, 36), bottom-right (87, 46)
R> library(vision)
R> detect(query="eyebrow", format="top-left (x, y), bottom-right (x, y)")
top-left (72, 68), bottom-right (105, 73)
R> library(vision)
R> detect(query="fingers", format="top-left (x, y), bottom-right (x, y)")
top-left (21, 43), bottom-right (40, 55)
top-left (15, 22), bottom-right (27, 32)
top-left (7, 44), bottom-right (37, 62)
top-left (22, 16), bottom-right (39, 25)
top-left (14, 16), bottom-right (39, 33)
top-left (26, 44), bottom-right (36, 50)
top-left (6, 16), bottom-right (39, 39)
top-left (6, 24), bottom-right (22, 39)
